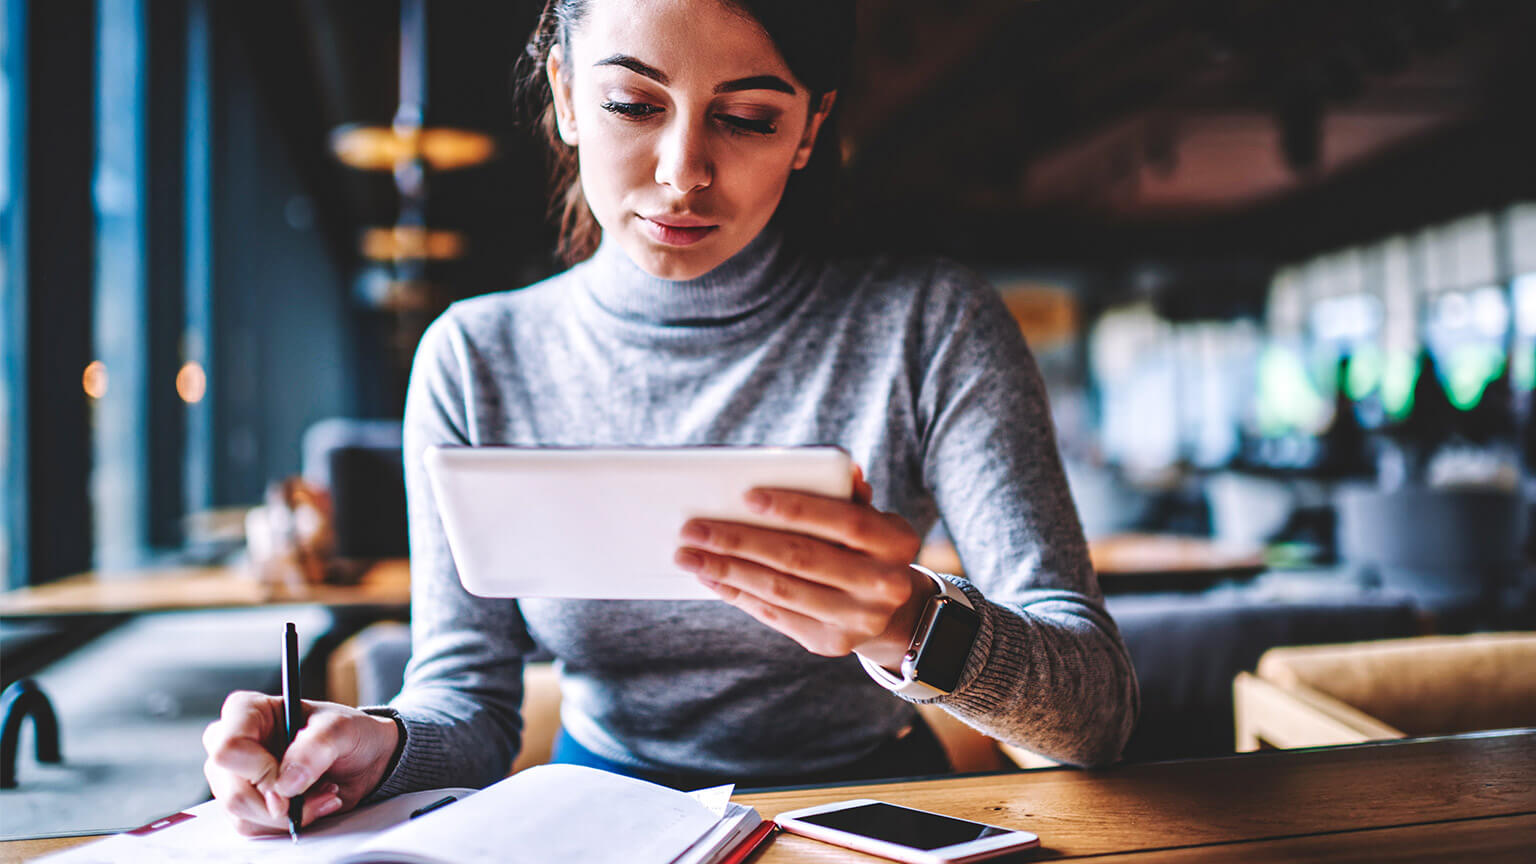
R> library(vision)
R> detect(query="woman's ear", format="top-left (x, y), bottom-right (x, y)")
top-left (546, 44), bottom-right (579, 147)
top-left (791, 91), bottom-right (837, 171)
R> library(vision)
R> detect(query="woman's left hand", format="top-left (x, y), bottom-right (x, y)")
top-left (674, 466), bottom-right (936, 669)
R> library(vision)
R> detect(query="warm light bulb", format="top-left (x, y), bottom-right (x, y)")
top-left (361, 226), bottom-right (467, 261)
top-left (83, 361), bottom-right (109, 399)
top-left (330, 124), bottom-right (495, 172)
top-left (418, 129), bottom-right (496, 170)
top-left (176, 362), bottom-right (207, 404)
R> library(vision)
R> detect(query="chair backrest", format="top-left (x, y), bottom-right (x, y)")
top-left (301, 419), bottom-right (408, 559)
top-left (513, 663), bottom-right (562, 774)
top-left (1335, 487), bottom-right (1524, 606)
top-left (1256, 632), bottom-right (1536, 736)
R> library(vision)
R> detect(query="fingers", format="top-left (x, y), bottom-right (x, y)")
top-left (205, 692), bottom-right (360, 835)
top-left (203, 692), bottom-right (282, 789)
top-left (678, 534), bottom-right (919, 656)
top-left (679, 519), bottom-right (911, 608)
top-left (299, 784), bottom-right (346, 826)
top-left (206, 759), bottom-right (343, 828)
top-left (209, 772), bottom-right (343, 835)
top-left (203, 731), bottom-right (281, 789)
top-left (679, 549), bottom-right (878, 632)
top-left (215, 691), bottom-right (280, 752)
top-left (697, 572), bottom-right (861, 656)
top-left (852, 465), bottom-right (873, 507)
top-left (205, 758), bottom-right (276, 826)
top-left (741, 487), bottom-right (919, 563)
top-left (681, 519), bottom-right (868, 595)
top-left (230, 817), bottom-right (278, 837)
top-left (273, 711), bottom-right (355, 798)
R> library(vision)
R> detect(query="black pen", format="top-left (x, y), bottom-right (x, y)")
top-left (281, 622), bottom-right (305, 842)
top-left (409, 795), bottom-right (459, 819)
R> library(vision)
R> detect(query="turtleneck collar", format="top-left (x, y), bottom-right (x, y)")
top-left (579, 224), bottom-right (795, 329)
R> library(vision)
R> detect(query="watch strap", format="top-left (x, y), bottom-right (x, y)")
top-left (858, 565), bottom-right (977, 700)
top-left (919, 564), bottom-right (972, 608)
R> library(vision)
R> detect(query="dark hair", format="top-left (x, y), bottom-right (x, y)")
top-left (516, 0), bottom-right (856, 265)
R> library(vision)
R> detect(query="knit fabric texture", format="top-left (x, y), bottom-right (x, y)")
top-left (376, 227), bottom-right (1139, 797)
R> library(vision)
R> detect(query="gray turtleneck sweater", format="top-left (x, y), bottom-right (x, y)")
top-left (376, 228), bottom-right (1138, 797)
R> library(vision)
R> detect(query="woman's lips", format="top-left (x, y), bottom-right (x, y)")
top-left (640, 216), bottom-right (719, 247)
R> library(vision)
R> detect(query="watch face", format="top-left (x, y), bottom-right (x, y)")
top-left (913, 600), bottom-right (980, 694)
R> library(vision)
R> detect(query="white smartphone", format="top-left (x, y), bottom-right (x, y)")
top-left (776, 799), bottom-right (1040, 864)
top-left (422, 445), bottom-right (852, 600)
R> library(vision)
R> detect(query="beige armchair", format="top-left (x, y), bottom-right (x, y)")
top-left (1233, 632), bottom-right (1536, 752)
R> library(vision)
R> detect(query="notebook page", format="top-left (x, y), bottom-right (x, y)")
top-left (337, 764), bottom-right (722, 864)
top-left (672, 803), bottom-right (762, 864)
top-left (38, 788), bottom-right (478, 864)
top-left (685, 784), bottom-right (735, 817)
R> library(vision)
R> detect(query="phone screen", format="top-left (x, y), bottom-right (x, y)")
top-left (794, 802), bottom-right (1013, 851)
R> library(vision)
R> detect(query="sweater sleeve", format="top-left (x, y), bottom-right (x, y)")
top-left (370, 311), bottom-right (536, 797)
top-left (908, 265), bottom-right (1139, 767)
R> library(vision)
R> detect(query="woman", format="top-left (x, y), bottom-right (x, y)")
top-left (203, 0), bottom-right (1138, 834)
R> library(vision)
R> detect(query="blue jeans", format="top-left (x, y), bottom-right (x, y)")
top-left (550, 719), bottom-right (952, 791)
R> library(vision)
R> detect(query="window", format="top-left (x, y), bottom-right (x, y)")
top-left (1, 0), bottom-right (24, 587)
top-left (7, 0), bottom-right (189, 585)
top-left (92, 0), bottom-right (151, 570)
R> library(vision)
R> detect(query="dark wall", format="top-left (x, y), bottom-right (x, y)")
top-left (208, 6), bottom-right (354, 506)
top-left (22, 0), bottom-right (94, 585)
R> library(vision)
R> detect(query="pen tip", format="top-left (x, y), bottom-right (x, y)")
top-left (289, 824), bottom-right (299, 843)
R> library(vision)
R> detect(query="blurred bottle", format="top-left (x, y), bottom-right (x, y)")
top-left (1460, 357), bottom-right (1516, 447)
top-left (1317, 355), bottom-right (1373, 478)
top-left (1372, 350), bottom-right (1458, 485)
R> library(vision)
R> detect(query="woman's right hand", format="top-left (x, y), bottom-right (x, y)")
top-left (202, 692), bottom-right (400, 835)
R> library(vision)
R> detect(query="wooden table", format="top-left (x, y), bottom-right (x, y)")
top-left (919, 534), bottom-right (1266, 594)
top-left (0, 560), bottom-right (411, 618)
top-left (5, 730), bottom-right (1531, 862)
top-left (734, 729), bottom-right (1536, 863)
top-left (4, 532), bottom-right (1262, 619)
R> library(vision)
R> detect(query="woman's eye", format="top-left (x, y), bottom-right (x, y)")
top-left (600, 100), bottom-right (662, 119)
top-left (719, 115), bottom-right (776, 136)
top-left (599, 100), bottom-right (774, 136)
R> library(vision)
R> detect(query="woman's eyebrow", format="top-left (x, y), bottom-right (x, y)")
top-left (715, 75), bottom-right (795, 95)
top-left (593, 53), bottom-right (796, 95)
top-left (595, 54), bottom-right (669, 84)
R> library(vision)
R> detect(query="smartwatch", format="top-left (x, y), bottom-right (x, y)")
top-left (859, 565), bottom-right (981, 699)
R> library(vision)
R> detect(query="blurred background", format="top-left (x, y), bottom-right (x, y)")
top-left (2, 0), bottom-right (1535, 839)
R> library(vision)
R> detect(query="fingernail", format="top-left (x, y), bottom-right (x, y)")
top-left (316, 795), bottom-right (343, 817)
top-left (264, 789), bottom-right (284, 820)
top-left (697, 575), bottom-right (720, 590)
top-left (675, 549), bottom-right (704, 572)
top-left (680, 522), bottom-right (709, 543)
top-left (277, 764), bottom-right (309, 795)
top-left (744, 490), bottom-right (769, 512)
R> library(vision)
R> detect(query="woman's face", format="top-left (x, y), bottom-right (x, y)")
top-left (547, 0), bottom-right (834, 280)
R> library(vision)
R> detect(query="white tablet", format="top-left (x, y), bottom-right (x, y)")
top-left (421, 445), bottom-right (853, 600)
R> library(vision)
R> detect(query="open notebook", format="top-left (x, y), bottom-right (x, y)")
top-left (41, 764), bottom-right (763, 864)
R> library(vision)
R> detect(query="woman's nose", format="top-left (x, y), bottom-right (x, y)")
top-left (654, 116), bottom-right (712, 193)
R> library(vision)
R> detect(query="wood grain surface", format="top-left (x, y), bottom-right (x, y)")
top-left (1068, 812), bottom-right (1536, 863)
top-left (3, 726), bottom-right (1530, 862)
top-left (734, 730), bottom-right (1536, 862)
